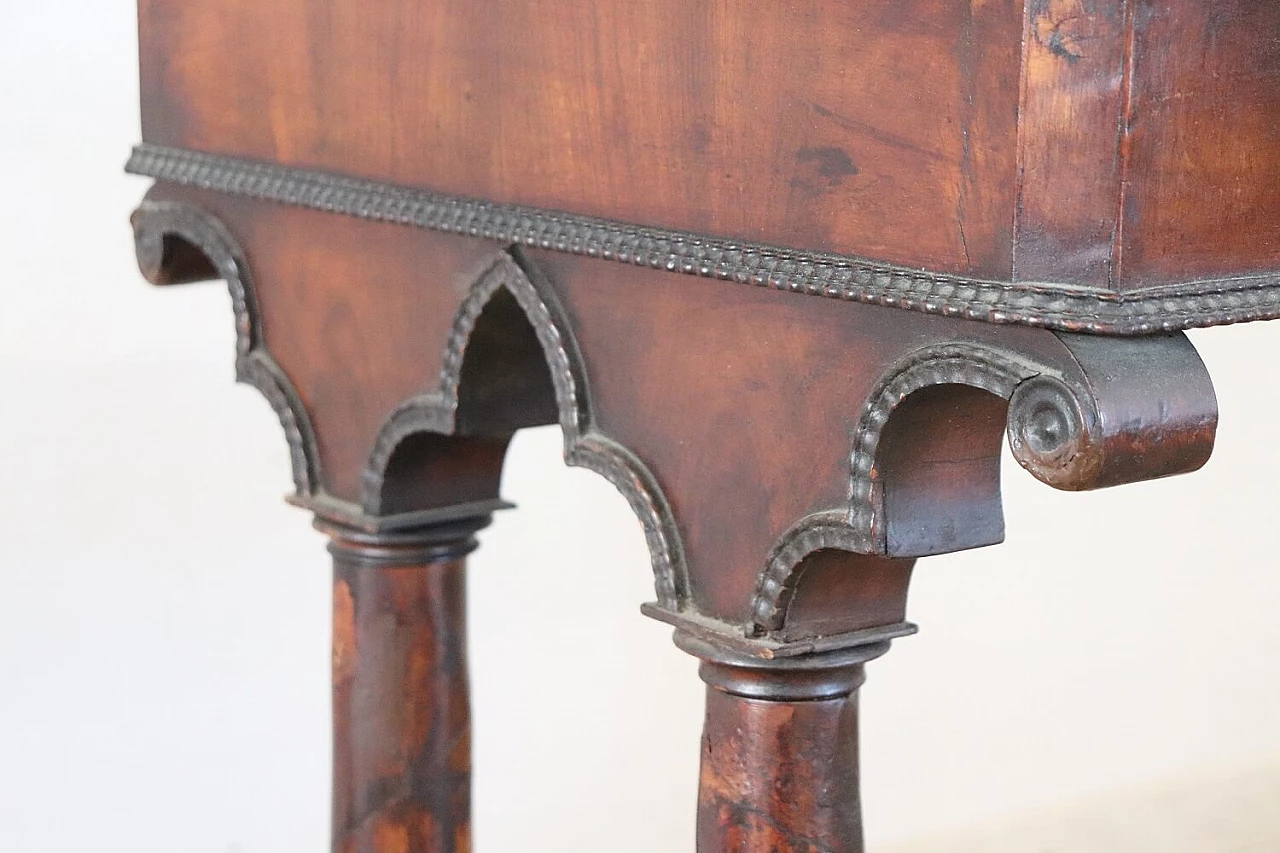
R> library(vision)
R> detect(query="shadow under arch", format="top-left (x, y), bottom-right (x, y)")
top-left (748, 344), bottom-right (1041, 637)
top-left (362, 250), bottom-right (690, 611)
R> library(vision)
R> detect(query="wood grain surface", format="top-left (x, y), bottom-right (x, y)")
top-left (330, 533), bottom-right (473, 853)
top-left (138, 0), bottom-right (1022, 278)
top-left (139, 1), bottom-right (1280, 292)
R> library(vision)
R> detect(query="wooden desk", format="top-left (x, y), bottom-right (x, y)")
top-left (127, 2), bottom-right (1275, 850)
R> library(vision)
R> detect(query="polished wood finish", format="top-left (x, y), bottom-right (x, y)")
top-left (681, 635), bottom-right (887, 853)
top-left (138, 0), bottom-right (1280, 295)
top-left (1017, 0), bottom-right (1280, 288)
top-left (699, 685), bottom-right (863, 851)
top-left (131, 190), bottom-right (1222, 849)
top-left (135, 185), bottom-right (1218, 624)
top-left (139, 0), bottom-right (1021, 279)
top-left (325, 521), bottom-right (482, 853)
top-left (127, 2), bottom-right (1277, 850)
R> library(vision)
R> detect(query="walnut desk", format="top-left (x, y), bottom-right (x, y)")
top-left (127, 2), bottom-right (1278, 850)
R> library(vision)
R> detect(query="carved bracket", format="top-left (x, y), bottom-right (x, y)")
top-left (131, 201), bottom-right (321, 495)
top-left (748, 333), bottom-right (1217, 637)
top-left (130, 189), bottom-right (1218, 658)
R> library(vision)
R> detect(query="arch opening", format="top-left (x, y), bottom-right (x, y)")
top-left (455, 286), bottom-right (559, 437)
top-left (778, 548), bottom-right (916, 643)
top-left (151, 232), bottom-right (220, 285)
top-left (370, 282), bottom-right (561, 516)
top-left (364, 256), bottom-right (687, 609)
top-left (874, 383), bottom-right (1011, 558)
top-left (378, 432), bottom-right (511, 517)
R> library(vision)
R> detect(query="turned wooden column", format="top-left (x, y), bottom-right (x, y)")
top-left (319, 517), bottom-right (488, 853)
top-left (677, 633), bottom-right (892, 853)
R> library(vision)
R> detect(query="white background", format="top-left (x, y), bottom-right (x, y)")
top-left (2, 5), bottom-right (1279, 851)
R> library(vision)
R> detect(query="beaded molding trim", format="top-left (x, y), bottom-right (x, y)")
top-left (127, 143), bottom-right (1280, 335)
top-left (131, 201), bottom-right (321, 495)
top-left (748, 344), bottom-right (1057, 635)
top-left (362, 254), bottom-right (690, 610)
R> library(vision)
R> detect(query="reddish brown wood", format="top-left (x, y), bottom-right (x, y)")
top-left (132, 185), bottom-right (1219, 631)
top-left (700, 690), bottom-right (863, 853)
top-left (779, 554), bottom-right (916, 645)
top-left (126, 3), bottom-right (1264, 850)
top-left (324, 520), bottom-right (482, 853)
top-left (138, 0), bottom-right (1021, 279)
top-left (681, 635), bottom-right (888, 853)
top-left (137, 1), bottom-right (1280, 298)
top-left (1014, 0), bottom-right (1130, 286)
top-left (144, 184), bottom-right (500, 502)
top-left (1119, 1), bottom-right (1280, 286)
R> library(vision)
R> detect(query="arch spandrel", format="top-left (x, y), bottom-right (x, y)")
top-left (133, 188), bottom-right (1218, 653)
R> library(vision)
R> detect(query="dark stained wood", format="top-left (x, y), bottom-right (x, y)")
top-left (144, 183), bottom-right (501, 503)
top-left (699, 689), bottom-right (864, 852)
top-left (375, 435), bottom-right (509, 518)
top-left (126, 2), bottom-right (1269, 850)
top-left (131, 187), bottom-right (1222, 849)
top-left (1119, 1), bottom-right (1280, 287)
top-left (681, 636), bottom-right (886, 853)
top-left (133, 184), bottom-right (1219, 627)
top-left (875, 384), bottom-right (1009, 556)
top-left (1014, 0), bottom-right (1130, 286)
top-left (534, 250), bottom-right (1218, 622)
top-left (778, 553), bottom-right (916, 644)
top-left (326, 522), bottom-right (478, 853)
top-left (138, 0), bottom-right (1022, 279)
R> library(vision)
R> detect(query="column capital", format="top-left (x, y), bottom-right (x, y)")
top-left (675, 631), bottom-right (893, 702)
top-left (315, 514), bottom-right (491, 567)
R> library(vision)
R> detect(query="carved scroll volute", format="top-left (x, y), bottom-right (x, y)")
top-left (746, 331), bottom-right (1218, 643)
top-left (130, 190), bottom-right (1219, 657)
top-left (867, 331), bottom-right (1218, 563)
top-left (1008, 333), bottom-right (1218, 491)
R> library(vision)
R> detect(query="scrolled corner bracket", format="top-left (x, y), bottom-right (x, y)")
top-left (847, 342), bottom-right (1039, 545)
top-left (749, 345), bottom-right (1038, 637)
top-left (748, 332), bottom-right (1218, 638)
top-left (129, 200), bottom-right (321, 496)
top-left (1006, 374), bottom-right (1103, 490)
top-left (1010, 332), bottom-right (1219, 492)
top-left (131, 201), bottom-right (253, 361)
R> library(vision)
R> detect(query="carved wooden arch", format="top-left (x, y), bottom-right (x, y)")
top-left (362, 252), bottom-right (691, 611)
top-left (128, 193), bottom-right (1217, 655)
top-left (130, 200), bottom-right (321, 495)
top-left (748, 335), bottom-right (1218, 637)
